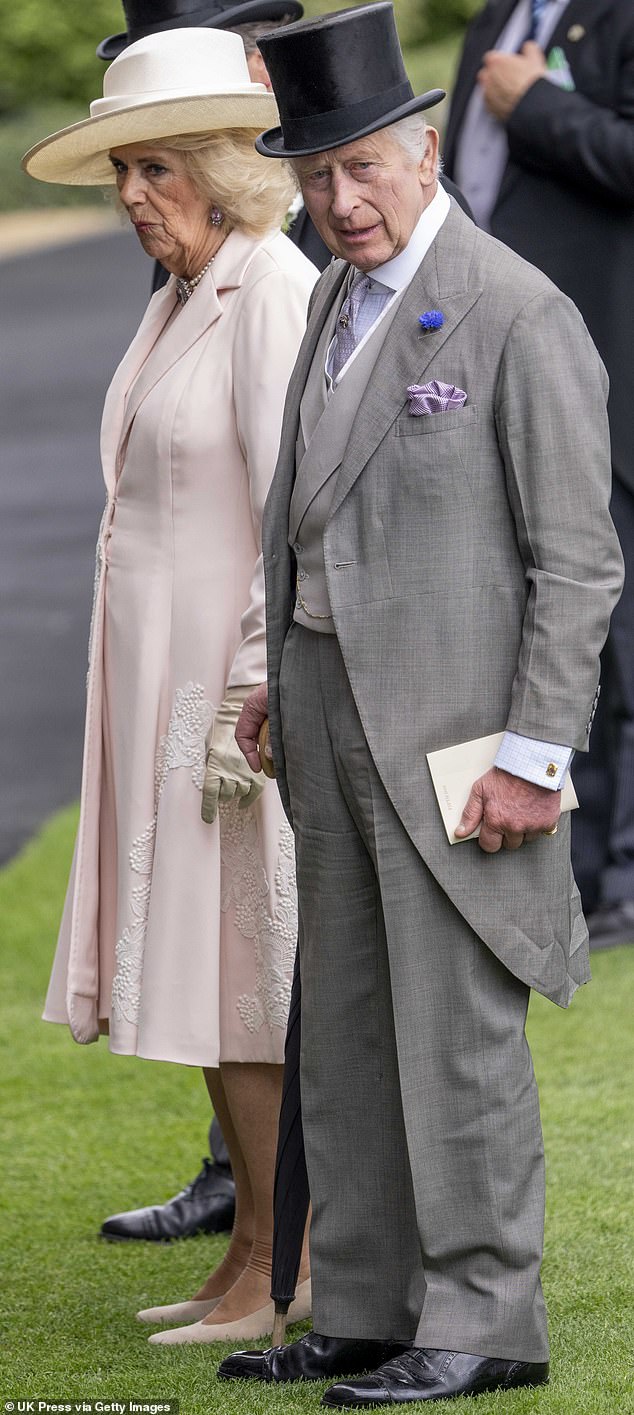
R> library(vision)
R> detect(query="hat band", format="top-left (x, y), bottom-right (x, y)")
top-left (280, 80), bottom-right (414, 151)
top-left (91, 82), bottom-right (262, 116)
top-left (127, 0), bottom-right (221, 38)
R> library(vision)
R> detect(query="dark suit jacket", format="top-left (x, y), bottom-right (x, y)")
top-left (444, 0), bottom-right (634, 492)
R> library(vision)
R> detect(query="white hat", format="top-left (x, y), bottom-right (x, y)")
top-left (22, 27), bottom-right (279, 186)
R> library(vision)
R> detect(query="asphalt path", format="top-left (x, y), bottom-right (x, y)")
top-left (0, 228), bottom-right (149, 863)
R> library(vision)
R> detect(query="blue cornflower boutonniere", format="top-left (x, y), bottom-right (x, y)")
top-left (419, 309), bottom-right (444, 331)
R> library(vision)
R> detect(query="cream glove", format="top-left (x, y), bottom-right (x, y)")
top-left (201, 685), bottom-right (265, 824)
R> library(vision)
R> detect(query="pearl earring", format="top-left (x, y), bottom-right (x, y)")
top-left (210, 207), bottom-right (223, 226)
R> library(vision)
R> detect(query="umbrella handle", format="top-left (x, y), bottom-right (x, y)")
top-left (258, 718), bottom-right (276, 778)
top-left (272, 1302), bottom-right (289, 1346)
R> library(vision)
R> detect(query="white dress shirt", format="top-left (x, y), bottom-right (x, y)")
top-left (454, 0), bottom-right (570, 230)
top-left (326, 183), bottom-right (451, 388)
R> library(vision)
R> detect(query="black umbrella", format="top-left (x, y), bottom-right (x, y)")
top-left (270, 945), bottom-right (310, 1344)
top-left (257, 719), bottom-right (310, 1343)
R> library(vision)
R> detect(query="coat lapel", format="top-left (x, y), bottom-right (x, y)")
top-left (100, 282), bottom-right (176, 493)
top-left (327, 203), bottom-right (483, 522)
top-left (102, 229), bottom-right (274, 492)
top-left (117, 275), bottom-right (220, 451)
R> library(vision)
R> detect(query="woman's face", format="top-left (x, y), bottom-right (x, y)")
top-left (109, 142), bottom-right (216, 277)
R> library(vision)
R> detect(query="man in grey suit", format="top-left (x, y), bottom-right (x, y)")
top-left (218, 2), bottom-right (623, 1403)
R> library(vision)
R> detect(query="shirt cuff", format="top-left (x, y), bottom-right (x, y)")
top-left (494, 732), bottom-right (574, 790)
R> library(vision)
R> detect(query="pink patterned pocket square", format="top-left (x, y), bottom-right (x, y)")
top-left (407, 380), bottom-right (468, 415)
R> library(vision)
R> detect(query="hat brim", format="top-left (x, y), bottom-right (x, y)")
top-left (22, 91), bottom-right (279, 186)
top-left (97, 33), bottom-right (130, 61)
top-left (97, 2), bottom-right (303, 61)
top-left (255, 89), bottom-right (445, 159)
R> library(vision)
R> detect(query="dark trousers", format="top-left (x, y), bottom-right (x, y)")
top-left (208, 1115), bottom-right (230, 1171)
top-left (572, 476), bottom-right (634, 910)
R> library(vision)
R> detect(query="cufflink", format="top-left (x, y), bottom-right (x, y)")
top-left (546, 763), bottom-right (557, 779)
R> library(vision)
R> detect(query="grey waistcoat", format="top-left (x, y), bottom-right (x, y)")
top-left (290, 285), bottom-right (405, 633)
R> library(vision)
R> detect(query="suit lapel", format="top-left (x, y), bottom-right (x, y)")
top-left (495, 0), bottom-right (610, 211)
top-left (297, 261), bottom-right (349, 403)
top-left (547, 0), bottom-right (610, 49)
top-left (263, 260), bottom-right (348, 541)
top-left (328, 204), bottom-right (482, 522)
top-left (290, 292), bottom-right (407, 541)
top-left (444, 0), bottom-right (518, 167)
top-left (299, 292), bottom-right (338, 449)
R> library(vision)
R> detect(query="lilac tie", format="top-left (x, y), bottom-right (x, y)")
top-left (331, 271), bottom-right (371, 382)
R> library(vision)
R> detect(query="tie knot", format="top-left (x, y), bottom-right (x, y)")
top-left (350, 270), bottom-right (370, 296)
top-left (330, 271), bottom-right (372, 382)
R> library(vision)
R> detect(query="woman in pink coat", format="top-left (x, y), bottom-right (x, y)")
top-left (24, 25), bottom-right (316, 1343)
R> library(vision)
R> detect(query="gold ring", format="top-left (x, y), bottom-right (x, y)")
top-left (542, 824), bottom-right (558, 836)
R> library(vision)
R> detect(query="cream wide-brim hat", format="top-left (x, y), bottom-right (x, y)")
top-left (22, 28), bottom-right (279, 186)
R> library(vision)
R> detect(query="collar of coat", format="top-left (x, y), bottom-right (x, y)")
top-left (100, 228), bottom-right (277, 487)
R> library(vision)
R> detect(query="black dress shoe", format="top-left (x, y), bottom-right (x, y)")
top-left (321, 1348), bottom-right (549, 1406)
top-left (218, 1331), bottom-right (412, 1384)
top-left (587, 902), bottom-right (634, 951)
top-left (100, 1158), bottom-right (235, 1241)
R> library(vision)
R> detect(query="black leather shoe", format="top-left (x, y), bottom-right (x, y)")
top-left (321, 1348), bottom-right (549, 1406)
top-left (100, 1158), bottom-right (235, 1241)
top-left (587, 902), bottom-right (634, 951)
top-left (218, 1331), bottom-right (412, 1384)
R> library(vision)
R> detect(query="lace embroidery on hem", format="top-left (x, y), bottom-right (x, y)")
top-left (220, 803), bottom-right (297, 1035)
top-left (111, 682), bottom-right (213, 1027)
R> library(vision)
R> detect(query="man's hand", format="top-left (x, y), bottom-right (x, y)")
top-left (235, 682), bottom-right (269, 773)
top-left (478, 43), bottom-right (547, 122)
top-left (454, 767), bottom-right (561, 853)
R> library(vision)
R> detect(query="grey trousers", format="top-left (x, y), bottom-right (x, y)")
top-left (279, 625), bottom-right (549, 1362)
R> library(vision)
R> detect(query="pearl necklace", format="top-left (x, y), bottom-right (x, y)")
top-left (175, 256), bottom-right (215, 306)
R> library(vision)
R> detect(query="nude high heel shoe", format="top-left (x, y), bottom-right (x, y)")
top-left (137, 1295), bottom-right (222, 1324)
top-left (147, 1276), bottom-right (311, 1345)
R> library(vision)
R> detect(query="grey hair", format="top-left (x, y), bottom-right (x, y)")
top-left (388, 114), bottom-right (432, 163)
top-left (231, 15), bottom-right (297, 56)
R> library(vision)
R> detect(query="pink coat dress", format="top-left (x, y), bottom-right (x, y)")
top-left (44, 228), bottom-right (316, 1067)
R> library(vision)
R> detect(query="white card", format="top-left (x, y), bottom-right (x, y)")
top-left (426, 732), bottom-right (578, 843)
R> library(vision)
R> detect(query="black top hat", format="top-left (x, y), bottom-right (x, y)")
top-left (97, 0), bottom-right (303, 62)
top-left (256, 2), bottom-right (444, 158)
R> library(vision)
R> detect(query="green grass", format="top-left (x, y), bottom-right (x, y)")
top-left (404, 33), bottom-right (463, 140)
top-left (0, 105), bottom-right (112, 212)
top-left (1, 807), bottom-right (633, 1412)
